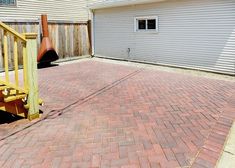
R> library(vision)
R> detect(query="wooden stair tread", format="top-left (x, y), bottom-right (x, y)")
top-left (0, 80), bottom-right (28, 94)
top-left (2, 89), bottom-right (25, 96)
top-left (0, 85), bottom-right (9, 90)
top-left (4, 93), bottom-right (27, 103)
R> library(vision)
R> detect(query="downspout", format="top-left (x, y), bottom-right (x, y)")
top-left (91, 9), bottom-right (95, 57)
top-left (89, 9), bottom-right (95, 57)
top-left (86, 0), bottom-right (95, 57)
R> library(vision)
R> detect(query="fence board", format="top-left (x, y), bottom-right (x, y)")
top-left (0, 21), bottom-right (90, 69)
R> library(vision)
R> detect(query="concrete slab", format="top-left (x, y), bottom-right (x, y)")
top-left (217, 122), bottom-right (235, 168)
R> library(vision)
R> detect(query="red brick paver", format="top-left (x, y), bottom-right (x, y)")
top-left (0, 60), bottom-right (234, 168)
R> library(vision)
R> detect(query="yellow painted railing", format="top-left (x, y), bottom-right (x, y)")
top-left (0, 21), bottom-right (40, 120)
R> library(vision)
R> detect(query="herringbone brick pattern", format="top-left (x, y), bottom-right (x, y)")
top-left (38, 61), bottom-right (138, 113)
top-left (0, 60), bottom-right (234, 168)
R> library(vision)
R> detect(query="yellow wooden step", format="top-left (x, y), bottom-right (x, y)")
top-left (0, 84), bottom-right (8, 90)
top-left (4, 93), bottom-right (27, 103)
top-left (2, 88), bottom-right (27, 103)
top-left (2, 89), bottom-right (25, 96)
top-left (0, 80), bottom-right (28, 94)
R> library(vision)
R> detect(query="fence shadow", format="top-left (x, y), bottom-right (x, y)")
top-left (38, 63), bottom-right (59, 69)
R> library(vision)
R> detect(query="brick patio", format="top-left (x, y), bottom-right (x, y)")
top-left (0, 59), bottom-right (234, 168)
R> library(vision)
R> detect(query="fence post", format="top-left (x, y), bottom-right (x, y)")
top-left (24, 33), bottom-right (39, 120)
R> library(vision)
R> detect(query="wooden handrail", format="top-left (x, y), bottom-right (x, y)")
top-left (0, 21), bottom-right (26, 42)
top-left (0, 21), bottom-right (40, 120)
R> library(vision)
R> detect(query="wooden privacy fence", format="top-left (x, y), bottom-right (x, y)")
top-left (0, 21), bottom-right (90, 70)
top-left (48, 22), bottom-right (90, 58)
top-left (0, 21), bottom-right (40, 120)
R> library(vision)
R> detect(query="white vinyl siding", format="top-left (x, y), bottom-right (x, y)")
top-left (93, 0), bottom-right (235, 75)
top-left (0, 0), bottom-right (97, 22)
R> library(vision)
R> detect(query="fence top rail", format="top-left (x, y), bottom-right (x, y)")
top-left (0, 21), bottom-right (26, 42)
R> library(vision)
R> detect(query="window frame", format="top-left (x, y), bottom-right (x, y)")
top-left (134, 16), bottom-right (159, 33)
top-left (0, 0), bottom-right (17, 7)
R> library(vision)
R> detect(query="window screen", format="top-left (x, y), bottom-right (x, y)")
top-left (0, 0), bottom-right (16, 6)
top-left (147, 19), bottom-right (156, 29)
top-left (138, 20), bottom-right (146, 30)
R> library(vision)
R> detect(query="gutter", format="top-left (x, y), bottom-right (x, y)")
top-left (88, 0), bottom-right (165, 10)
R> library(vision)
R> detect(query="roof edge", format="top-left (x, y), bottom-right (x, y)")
top-left (88, 0), bottom-right (166, 10)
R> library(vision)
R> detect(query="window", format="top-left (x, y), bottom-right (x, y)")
top-left (0, 0), bottom-right (16, 6)
top-left (135, 16), bottom-right (158, 32)
top-left (147, 19), bottom-right (156, 29)
top-left (138, 20), bottom-right (146, 30)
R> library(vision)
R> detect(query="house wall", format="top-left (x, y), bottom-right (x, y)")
top-left (0, 0), bottom-right (90, 22)
top-left (93, 0), bottom-right (235, 75)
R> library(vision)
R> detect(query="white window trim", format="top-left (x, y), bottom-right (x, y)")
top-left (134, 16), bottom-right (159, 33)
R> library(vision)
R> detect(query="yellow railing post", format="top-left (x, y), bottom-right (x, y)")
top-left (24, 33), bottom-right (39, 120)
top-left (3, 30), bottom-right (9, 83)
top-left (22, 42), bottom-right (28, 90)
top-left (14, 37), bottom-right (19, 87)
